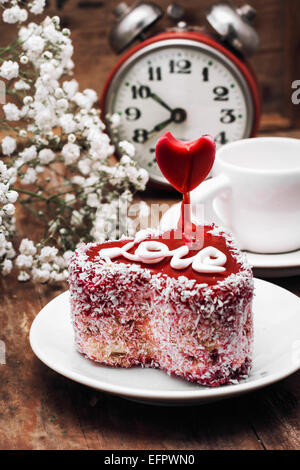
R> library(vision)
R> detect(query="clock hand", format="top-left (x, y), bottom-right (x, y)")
top-left (149, 91), bottom-right (173, 113)
top-left (135, 81), bottom-right (174, 113)
top-left (148, 108), bottom-right (188, 137)
top-left (148, 117), bottom-right (173, 134)
top-left (148, 108), bottom-right (188, 135)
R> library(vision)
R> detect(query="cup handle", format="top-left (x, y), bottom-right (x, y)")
top-left (191, 174), bottom-right (230, 203)
top-left (191, 174), bottom-right (231, 226)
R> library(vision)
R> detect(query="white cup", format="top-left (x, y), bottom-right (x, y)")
top-left (191, 137), bottom-right (300, 254)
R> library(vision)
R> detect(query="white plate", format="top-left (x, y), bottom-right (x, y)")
top-left (30, 279), bottom-right (300, 406)
top-left (161, 202), bottom-right (300, 278)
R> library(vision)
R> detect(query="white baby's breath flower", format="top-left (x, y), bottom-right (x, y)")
top-left (29, 0), bottom-right (46, 15)
top-left (50, 270), bottom-right (68, 283)
top-left (72, 92), bottom-right (90, 110)
top-left (61, 142), bottom-right (80, 165)
top-left (62, 79), bottom-right (78, 98)
top-left (2, 259), bottom-right (12, 276)
top-left (23, 34), bottom-right (45, 57)
top-left (52, 16), bottom-right (60, 26)
top-left (23, 96), bottom-right (33, 105)
top-left (3, 5), bottom-right (28, 24)
top-left (54, 88), bottom-right (64, 99)
top-left (22, 168), bottom-right (37, 185)
top-left (14, 158), bottom-right (24, 169)
top-left (120, 155), bottom-right (131, 165)
top-left (68, 133), bottom-right (76, 143)
top-left (87, 192), bottom-right (100, 208)
top-left (0, 160), bottom-right (8, 179)
top-left (138, 168), bottom-right (149, 186)
top-left (19, 130), bottom-right (27, 138)
top-left (0, 60), bottom-right (19, 80)
top-left (72, 89), bottom-right (98, 111)
top-left (56, 98), bottom-right (68, 111)
top-left (119, 140), bottom-right (135, 158)
top-left (2, 136), bottom-right (16, 156)
top-left (19, 239), bottom-right (37, 256)
top-left (39, 246), bottom-right (58, 262)
top-left (5, 190), bottom-right (18, 204)
top-left (83, 89), bottom-right (97, 105)
top-left (62, 28), bottom-right (70, 37)
top-left (5, 242), bottom-right (15, 260)
top-left (110, 113), bottom-right (121, 129)
top-left (34, 106), bottom-right (56, 132)
top-left (16, 254), bottom-right (33, 269)
top-left (34, 136), bottom-right (48, 147)
top-left (40, 61), bottom-right (62, 80)
top-left (6, 167), bottom-right (17, 185)
top-left (3, 103), bottom-right (20, 121)
top-left (2, 203), bottom-right (15, 216)
top-left (35, 165), bottom-right (44, 174)
top-left (41, 262), bottom-right (52, 272)
top-left (14, 79), bottom-right (30, 91)
top-left (18, 271), bottom-right (30, 282)
top-left (20, 55), bottom-right (29, 65)
top-left (19, 145), bottom-right (37, 162)
top-left (32, 267), bottom-right (50, 283)
top-left (39, 148), bottom-right (55, 164)
top-left (60, 113), bottom-right (77, 134)
top-left (78, 158), bottom-right (90, 175)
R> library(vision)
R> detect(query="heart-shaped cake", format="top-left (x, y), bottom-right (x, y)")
top-left (69, 132), bottom-right (254, 387)
top-left (68, 224), bottom-right (254, 387)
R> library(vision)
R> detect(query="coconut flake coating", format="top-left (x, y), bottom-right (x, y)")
top-left (68, 224), bottom-right (254, 387)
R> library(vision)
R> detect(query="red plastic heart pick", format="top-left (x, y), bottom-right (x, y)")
top-left (155, 132), bottom-right (216, 193)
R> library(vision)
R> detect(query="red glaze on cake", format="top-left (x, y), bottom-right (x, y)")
top-left (68, 224), bottom-right (254, 387)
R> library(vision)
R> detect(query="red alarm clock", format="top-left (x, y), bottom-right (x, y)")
top-left (101, 1), bottom-right (260, 189)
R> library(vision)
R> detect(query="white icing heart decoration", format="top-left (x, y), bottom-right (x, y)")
top-left (99, 231), bottom-right (226, 274)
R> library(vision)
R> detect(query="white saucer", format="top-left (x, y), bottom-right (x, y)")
top-left (161, 202), bottom-right (300, 278)
top-left (29, 279), bottom-right (300, 406)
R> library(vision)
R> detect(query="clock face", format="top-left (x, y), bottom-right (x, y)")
top-left (104, 39), bottom-right (255, 186)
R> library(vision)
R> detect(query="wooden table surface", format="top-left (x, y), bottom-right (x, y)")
top-left (1, 130), bottom-right (300, 451)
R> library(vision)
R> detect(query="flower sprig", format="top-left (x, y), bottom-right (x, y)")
top-left (0, 1), bottom-right (148, 282)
